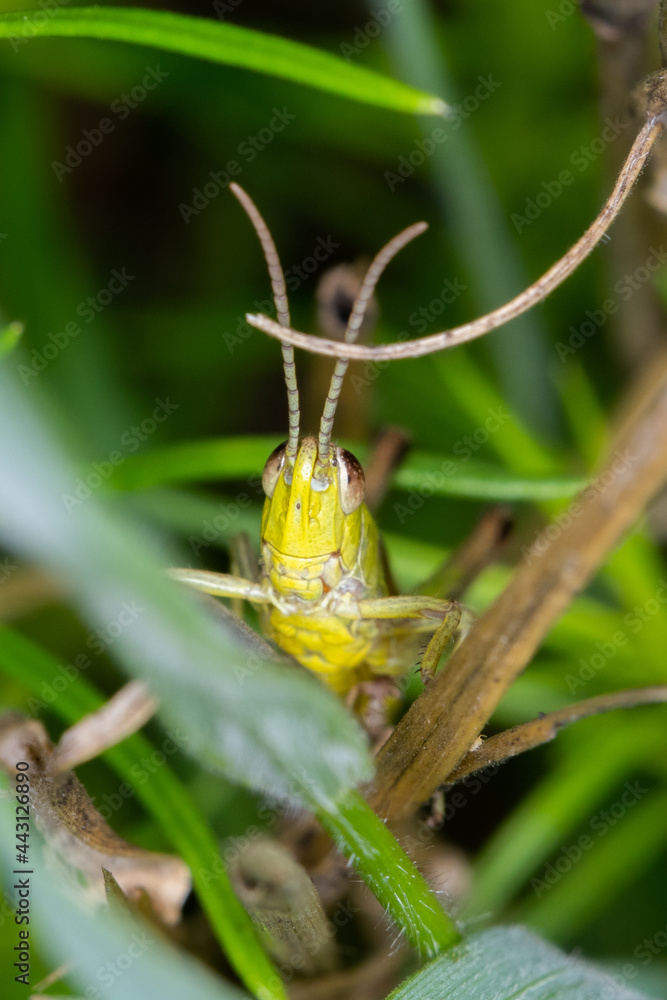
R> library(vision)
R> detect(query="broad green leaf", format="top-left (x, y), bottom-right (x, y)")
top-left (0, 368), bottom-right (370, 810)
top-left (109, 435), bottom-right (584, 501)
top-left (0, 626), bottom-right (283, 1000)
top-left (388, 925), bottom-right (652, 1000)
top-left (0, 6), bottom-right (447, 116)
top-left (0, 367), bottom-right (458, 960)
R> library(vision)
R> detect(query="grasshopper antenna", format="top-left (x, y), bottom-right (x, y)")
top-left (316, 221), bottom-right (428, 471)
top-left (230, 183), bottom-right (300, 467)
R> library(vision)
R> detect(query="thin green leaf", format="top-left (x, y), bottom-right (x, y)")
top-left (387, 925), bottom-right (652, 1000)
top-left (109, 435), bottom-right (584, 501)
top-left (0, 6), bottom-right (447, 115)
top-left (516, 789), bottom-right (667, 942)
top-left (466, 718), bottom-right (665, 918)
top-left (109, 436), bottom-right (283, 490)
top-left (393, 453), bottom-right (584, 501)
top-left (0, 626), bottom-right (284, 1000)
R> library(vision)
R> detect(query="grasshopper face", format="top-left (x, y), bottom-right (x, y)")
top-left (260, 437), bottom-right (365, 562)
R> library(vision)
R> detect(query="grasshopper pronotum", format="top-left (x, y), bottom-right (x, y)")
top-left (170, 185), bottom-right (461, 695)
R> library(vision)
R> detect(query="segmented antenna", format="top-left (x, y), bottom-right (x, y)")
top-left (317, 221), bottom-right (428, 469)
top-left (230, 183), bottom-right (300, 466)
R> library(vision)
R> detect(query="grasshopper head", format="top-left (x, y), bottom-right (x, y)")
top-left (230, 183), bottom-right (426, 580)
top-left (260, 436), bottom-right (365, 559)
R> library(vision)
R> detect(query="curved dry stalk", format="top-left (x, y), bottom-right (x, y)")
top-left (445, 685), bottom-right (667, 784)
top-left (369, 357), bottom-right (667, 821)
top-left (246, 117), bottom-right (663, 360)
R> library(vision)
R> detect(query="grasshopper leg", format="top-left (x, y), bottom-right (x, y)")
top-left (356, 595), bottom-right (462, 682)
top-left (168, 568), bottom-right (270, 604)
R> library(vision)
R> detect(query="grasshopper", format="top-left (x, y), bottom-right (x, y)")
top-left (170, 185), bottom-right (461, 695)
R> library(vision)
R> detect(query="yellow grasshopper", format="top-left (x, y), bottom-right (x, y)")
top-left (170, 185), bottom-right (461, 695)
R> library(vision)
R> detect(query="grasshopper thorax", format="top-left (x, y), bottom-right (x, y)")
top-left (261, 437), bottom-right (365, 561)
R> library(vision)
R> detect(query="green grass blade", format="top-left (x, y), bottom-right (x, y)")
top-left (0, 6), bottom-right (447, 115)
top-left (0, 626), bottom-right (285, 1000)
top-left (466, 718), bottom-right (665, 918)
top-left (317, 789), bottom-right (461, 960)
top-left (384, 1), bottom-right (560, 439)
top-left (393, 455), bottom-right (584, 501)
top-left (516, 788), bottom-right (667, 943)
top-left (109, 435), bottom-right (283, 490)
top-left (108, 435), bottom-right (584, 501)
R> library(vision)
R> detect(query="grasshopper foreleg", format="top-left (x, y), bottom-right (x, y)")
top-left (168, 568), bottom-right (269, 604)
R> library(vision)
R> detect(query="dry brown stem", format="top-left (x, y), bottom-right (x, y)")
top-left (446, 685), bottom-right (667, 783)
top-left (368, 361), bottom-right (667, 821)
top-left (246, 118), bottom-right (663, 360)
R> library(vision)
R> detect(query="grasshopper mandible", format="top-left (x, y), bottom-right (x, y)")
top-left (170, 185), bottom-right (461, 695)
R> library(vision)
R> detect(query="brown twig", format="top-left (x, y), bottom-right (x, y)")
top-left (51, 680), bottom-right (157, 774)
top-left (445, 685), bottom-right (667, 784)
top-left (368, 360), bottom-right (667, 821)
top-left (246, 117), bottom-right (663, 360)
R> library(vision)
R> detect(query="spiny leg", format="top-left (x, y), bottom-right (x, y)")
top-left (356, 593), bottom-right (462, 685)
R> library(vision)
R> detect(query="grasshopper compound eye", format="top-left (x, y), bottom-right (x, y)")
top-left (262, 442), bottom-right (287, 498)
top-left (336, 447), bottom-right (365, 514)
